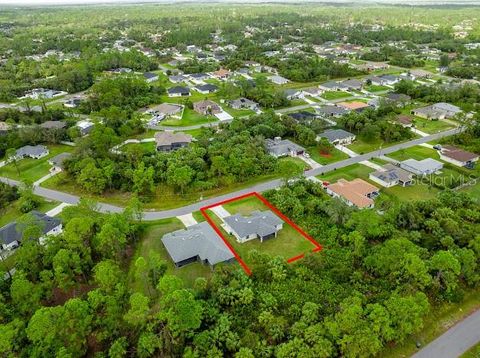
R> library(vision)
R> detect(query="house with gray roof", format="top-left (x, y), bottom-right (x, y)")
top-left (40, 121), bottom-right (67, 130)
top-left (223, 210), bottom-right (284, 243)
top-left (317, 129), bottom-right (356, 145)
top-left (228, 98), bottom-right (258, 111)
top-left (48, 152), bottom-right (72, 171)
top-left (161, 221), bottom-right (234, 268)
top-left (0, 211), bottom-right (62, 253)
top-left (412, 102), bottom-right (461, 120)
top-left (143, 72), bottom-right (159, 83)
top-left (15, 145), bottom-right (49, 160)
top-left (369, 164), bottom-right (414, 188)
top-left (319, 81), bottom-right (347, 91)
top-left (155, 131), bottom-right (193, 152)
top-left (316, 105), bottom-right (347, 118)
top-left (167, 86), bottom-right (190, 97)
top-left (265, 137), bottom-right (305, 158)
top-left (268, 75), bottom-right (289, 85)
top-left (341, 79), bottom-right (363, 91)
top-left (168, 74), bottom-right (187, 84)
top-left (195, 83), bottom-right (218, 94)
top-left (400, 158), bottom-right (443, 176)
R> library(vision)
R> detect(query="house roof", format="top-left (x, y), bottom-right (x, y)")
top-left (40, 121), bottom-right (66, 129)
top-left (269, 75), bottom-right (288, 83)
top-left (193, 100), bottom-right (222, 113)
top-left (319, 129), bottom-right (355, 142)
top-left (386, 93), bottom-right (411, 102)
top-left (316, 105), bottom-right (347, 116)
top-left (189, 73), bottom-right (208, 79)
top-left (214, 68), bottom-right (230, 77)
top-left (433, 102), bottom-right (462, 113)
top-left (327, 178), bottom-right (378, 208)
top-left (401, 158), bottom-right (443, 173)
top-left (288, 111), bottom-right (317, 121)
top-left (341, 79), bottom-right (363, 87)
top-left (0, 211), bottom-right (62, 246)
top-left (48, 152), bottom-right (72, 168)
top-left (154, 131), bottom-right (192, 146)
top-left (169, 75), bottom-right (186, 82)
top-left (224, 210), bottom-right (283, 238)
top-left (338, 101), bottom-right (370, 110)
top-left (229, 98), bottom-right (257, 106)
top-left (149, 103), bottom-right (183, 115)
top-left (168, 86), bottom-right (190, 94)
top-left (143, 72), bottom-right (158, 79)
top-left (370, 164), bottom-right (413, 184)
top-left (15, 145), bottom-right (48, 157)
top-left (441, 145), bottom-right (479, 162)
top-left (162, 221), bottom-right (234, 266)
top-left (320, 81), bottom-right (343, 89)
top-left (196, 83), bottom-right (218, 92)
top-left (396, 114), bottom-right (413, 125)
top-left (265, 138), bottom-right (305, 156)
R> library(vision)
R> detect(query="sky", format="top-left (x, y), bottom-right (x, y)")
top-left (0, 0), bottom-right (476, 5)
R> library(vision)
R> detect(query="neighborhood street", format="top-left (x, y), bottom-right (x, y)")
top-left (412, 309), bottom-right (480, 358)
top-left (0, 126), bottom-right (463, 221)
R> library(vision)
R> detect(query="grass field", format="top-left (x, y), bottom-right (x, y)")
top-left (413, 117), bottom-right (456, 134)
top-left (0, 144), bottom-right (74, 182)
top-left (207, 196), bottom-right (317, 268)
top-left (316, 163), bottom-right (374, 183)
top-left (0, 197), bottom-right (59, 227)
top-left (127, 218), bottom-right (215, 292)
top-left (161, 108), bottom-right (218, 127)
top-left (366, 84), bottom-right (390, 92)
top-left (387, 145), bottom-right (439, 161)
top-left (321, 91), bottom-right (352, 100)
top-left (307, 146), bottom-right (350, 165)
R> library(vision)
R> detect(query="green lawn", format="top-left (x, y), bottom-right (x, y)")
top-left (413, 117), bottom-right (456, 134)
top-left (321, 91), bottom-right (352, 100)
top-left (127, 218), bottom-right (215, 292)
top-left (208, 196), bottom-right (317, 267)
top-left (161, 108), bottom-right (218, 127)
top-left (348, 138), bottom-right (390, 155)
top-left (0, 144), bottom-right (74, 182)
top-left (316, 163), bottom-right (375, 183)
top-left (221, 105), bottom-right (256, 118)
top-left (0, 196), bottom-right (59, 227)
top-left (382, 183), bottom-right (440, 202)
top-left (461, 342), bottom-right (480, 358)
top-left (307, 146), bottom-right (350, 165)
top-left (383, 287), bottom-right (480, 358)
top-left (366, 84), bottom-right (390, 92)
top-left (121, 141), bottom-right (156, 154)
top-left (387, 145), bottom-right (439, 162)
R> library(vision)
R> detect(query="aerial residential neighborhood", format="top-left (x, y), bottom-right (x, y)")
top-left (0, 0), bottom-right (480, 357)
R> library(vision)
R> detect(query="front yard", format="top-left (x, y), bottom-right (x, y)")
top-left (321, 91), bottom-right (352, 100)
top-left (307, 146), bottom-right (350, 165)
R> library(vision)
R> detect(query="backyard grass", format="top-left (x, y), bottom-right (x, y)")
top-left (0, 144), bottom-right (74, 182)
top-left (0, 196), bottom-right (59, 227)
top-left (161, 108), bottom-right (218, 127)
top-left (127, 218), bottom-right (215, 291)
top-left (387, 145), bottom-right (439, 161)
top-left (366, 84), bottom-right (390, 92)
top-left (316, 163), bottom-right (375, 183)
top-left (382, 287), bottom-right (480, 358)
top-left (321, 91), bottom-right (352, 100)
top-left (207, 196), bottom-right (317, 267)
top-left (121, 141), bottom-right (156, 153)
top-left (413, 117), bottom-right (456, 134)
top-left (307, 146), bottom-right (350, 165)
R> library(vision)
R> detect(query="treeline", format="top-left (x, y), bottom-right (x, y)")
top-left (0, 183), bottom-right (479, 357)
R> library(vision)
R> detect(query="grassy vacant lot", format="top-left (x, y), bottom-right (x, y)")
top-left (321, 91), bottom-right (351, 100)
top-left (0, 144), bottom-right (74, 182)
top-left (210, 196), bottom-right (318, 266)
top-left (161, 108), bottom-right (218, 127)
top-left (413, 117), bottom-right (456, 134)
top-left (383, 287), bottom-right (480, 358)
top-left (122, 141), bottom-right (156, 154)
top-left (0, 197), bottom-right (59, 227)
top-left (128, 218), bottom-right (216, 292)
top-left (387, 145), bottom-right (439, 161)
top-left (307, 146), bottom-right (350, 165)
top-left (317, 163), bottom-right (374, 183)
top-left (366, 84), bottom-right (390, 92)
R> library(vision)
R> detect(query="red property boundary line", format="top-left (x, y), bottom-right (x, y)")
top-left (200, 192), bottom-right (322, 275)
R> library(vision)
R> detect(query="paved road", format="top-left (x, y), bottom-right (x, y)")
top-left (0, 126), bottom-right (462, 221)
top-left (412, 309), bottom-right (480, 358)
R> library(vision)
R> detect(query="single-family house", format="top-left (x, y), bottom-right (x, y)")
top-left (0, 211), bottom-right (62, 254)
top-left (228, 98), bottom-right (258, 111)
top-left (168, 75), bottom-right (187, 84)
top-left (400, 158), bottom-right (443, 176)
top-left (316, 105), bottom-right (347, 118)
top-left (213, 68), bottom-right (231, 80)
top-left (145, 103), bottom-right (183, 124)
top-left (154, 131), bottom-right (193, 152)
top-left (143, 72), bottom-right (159, 83)
top-left (439, 145), bottom-right (479, 169)
top-left (396, 114), bottom-right (414, 128)
top-left (369, 164), bottom-right (414, 187)
top-left (193, 100), bottom-right (222, 116)
top-left (385, 92), bottom-right (411, 104)
top-left (188, 73), bottom-right (210, 83)
top-left (317, 129), bottom-right (356, 145)
top-left (195, 83), bottom-right (218, 94)
top-left (223, 210), bottom-right (284, 243)
top-left (268, 75), bottom-right (289, 85)
top-left (341, 79), bottom-right (363, 91)
top-left (63, 98), bottom-right (82, 108)
top-left (319, 81), bottom-right (346, 92)
top-left (326, 178), bottom-right (379, 209)
top-left (48, 152), bottom-right (72, 171)
top-left (284, 89), bottom-right (303, 100)
top-left (15, 145), bottom-right (49, 160)
top-left (161, 221), bottom-right (234, 268)
top-left (40, 121), bottom-right (66, 130)
top-left (302, 87), bottom-right (323, 97)
top-left (337, 101), bottom-right (371, 112)
top-left (265, 137), bottom-right (305, 158)
top-left (409, 69), bottom-right (433, 80)
top-left (412, 102), bottom-right (462, 120)
top-left (288, 111), bottom-right (318, 122)
top-left (167, 86), bottom-right (190, 97)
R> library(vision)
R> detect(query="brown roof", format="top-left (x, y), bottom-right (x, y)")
top-left (396, 114), bottom-right (413, 125)
top-left (338, 101), bottom-right (370, 110)
top-left (441, 145), bottom-right (479, 163)
top-left (214, 68), bottom-right (230, 77)
top-left (328, 178), bottom-right (378, 208)
top-left (154, 131), bottom-right (192, 146)
top-left (193, 100), bottom-right (222, 114)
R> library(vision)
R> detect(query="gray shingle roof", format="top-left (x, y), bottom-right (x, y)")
top-left (224, 210), bottom-right (283, 238)
top-left (168, 86), bottom-right (190, 95)
top-left (196, 83), bottom-right (218, 92)
top-left (319, 129), bottom-right (355, 142)
top-left (0, 211), bottom-right (62, 246)
top-left (161, 221), bottom-right (234, 265)
top-left (265, 138), bottom-right (305, 157)
top-left (15, 145), bottom-right (48, 158)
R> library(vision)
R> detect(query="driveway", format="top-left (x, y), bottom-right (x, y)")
top-left (176, 213), bottom-right (197, 227)
top-left (210, 205), bottom-right (231, 219)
